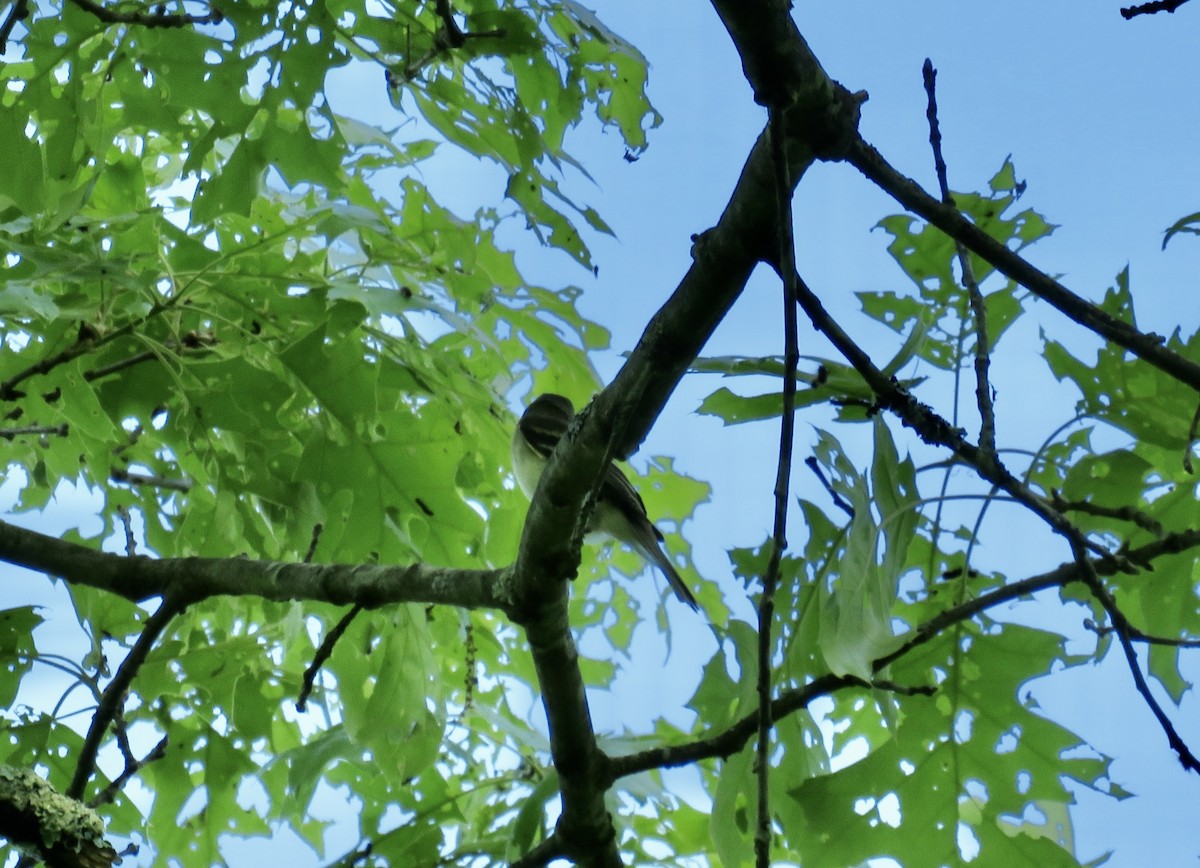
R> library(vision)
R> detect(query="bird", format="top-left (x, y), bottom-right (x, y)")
top-left (511, 393), bottom-right (701, 611)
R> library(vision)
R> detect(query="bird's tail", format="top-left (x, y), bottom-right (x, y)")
top-left (634, 532), bottom-right (700, 612)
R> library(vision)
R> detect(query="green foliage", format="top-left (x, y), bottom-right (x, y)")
top-left (0, 1), bottom-right (1196, 866)
top-left (0, 0), bottom-right (681, 862)
top-left (690, 156), bottom-right (1199, 865)
top-left (862, 159), bottom-right (1052, 370)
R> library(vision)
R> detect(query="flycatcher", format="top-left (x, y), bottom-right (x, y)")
top-left (511, 393), bottom-right (700, 611)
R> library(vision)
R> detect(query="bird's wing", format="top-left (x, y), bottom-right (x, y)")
top-left (601, 463), bottom-right (663, 543)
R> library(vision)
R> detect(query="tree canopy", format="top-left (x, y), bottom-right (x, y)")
top-left (0, 0), bottom-right (1198, 866)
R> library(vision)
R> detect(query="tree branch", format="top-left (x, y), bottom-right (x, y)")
top-left (1050, 489), bottom-right (1164, 535)
top-left (109, 467), bottom-right (192, 492)
top-left (0, 765), bottom-right (118, 868)
top-left (66, 0), bottom-right (223, 28)
top-left (1085, 618), bottom-right (1200, 649)
top-left (0, 423), bottom-right (69, 441)
top-left (296, 604), bottom-right (362, 712)
top-left (68, 597), bottom-right (183, 799)
top-left (509, 832), bottom-right (565, 868)
top-left (386, 0), bottom-right (507, 85)
top-left (923, 58), bottom-right (996, 458)
top-left (607, 676), bottom-right (932, 781)
top-left (846, 138), bottom-right (1200, 393)
top-left (88, 735), bottom-right (168, 808)
top-left (0, 518), bottom-right (507, 611)
top-left (753, 105), bottom-right (801, 868)
top-left (500, 19), bottom-right (864, 863)
top-left (609, 530), bottom-right (1200, 782)
top-left (1120, 0), bottom-right (1190, 17)
top-left (1070, 541), bottom-right (1200, 772)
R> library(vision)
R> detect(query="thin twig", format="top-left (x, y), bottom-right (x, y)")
top-left (804, 456), bottom-right (854, 518)
top-left (846, 139), bottom-right (1200, 394)
top-left (110, 467), bottom-right (192, 493)
top-left (607, 676), bottom-right (933, 781)
top-left (304, 523), bottom-right (324, 564)
top-left (83, 340), bottom-right (211, 381)
top-left (753, 105), bottom-right (801, 868)
top-left (326, 841), bottom-right (373, 868)
top-left (0, 305), bottom-right (173, 401)
top-left (790, 269), bottom-right (1120, 567)
top-left (67, 0), bottom-right (223, 28)
top-left (82, 349), bottom-right (159, 382)
top-left (1085, 618), bottom-right (1200, 648)
top-left (68, 597), bottom-right (184, 799)
top-left (0, 423), bottom-right (69, 441)
top-left (115, 505), bottom-right (137, 556)
top-left (787, 245), bottom-right (1199, 772)
top-left (82, 331), bottom-right (217, 383)
top-left (297, 605), bottom-right (363, 712)
top-left (0, 338), bottom-right (97, 401)
top-left (923, 59), bottom-right (996, 458)
top-left (1069, 540), bottom-right (1200, 772)
top-left (389, 0), bottom-right (506, 83)
top-left (1050, 489), bottom-right (1164, 535)
top-left (88, 735), bottom-right (168, 807)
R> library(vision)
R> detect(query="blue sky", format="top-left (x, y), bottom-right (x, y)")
top-left (3, 2), bottom-right (1199, 866)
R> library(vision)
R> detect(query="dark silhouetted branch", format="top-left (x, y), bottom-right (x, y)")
top-left (67, 0), bottom-right (223, 28)
top-left (753, 105), bottom-right (802, 868)
top-left (847, 139), bottom-right (1200, 394)
top-left (1121, 0), bottom-right (1190, 17)
top-left (923, 58), bottom-right (996, 458)
top-left (297, 604), bottom-right (362, 712)
top-left (110, 467), bottom-right (192, 493)
top-left (68, 597), bottom-right (184, 799)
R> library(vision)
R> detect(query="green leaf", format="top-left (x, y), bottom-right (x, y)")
top-left (815, 423), bottom-right (914, 679)
top-left (1162, 210), bottom-right (1200, 249)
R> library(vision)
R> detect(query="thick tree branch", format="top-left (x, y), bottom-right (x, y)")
top-left (701, 4), bottom-right (1200, 392)
top-left (0, 518), bottom-right (506, 611)
top-left (0, 766), bottom-right (118, 868)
